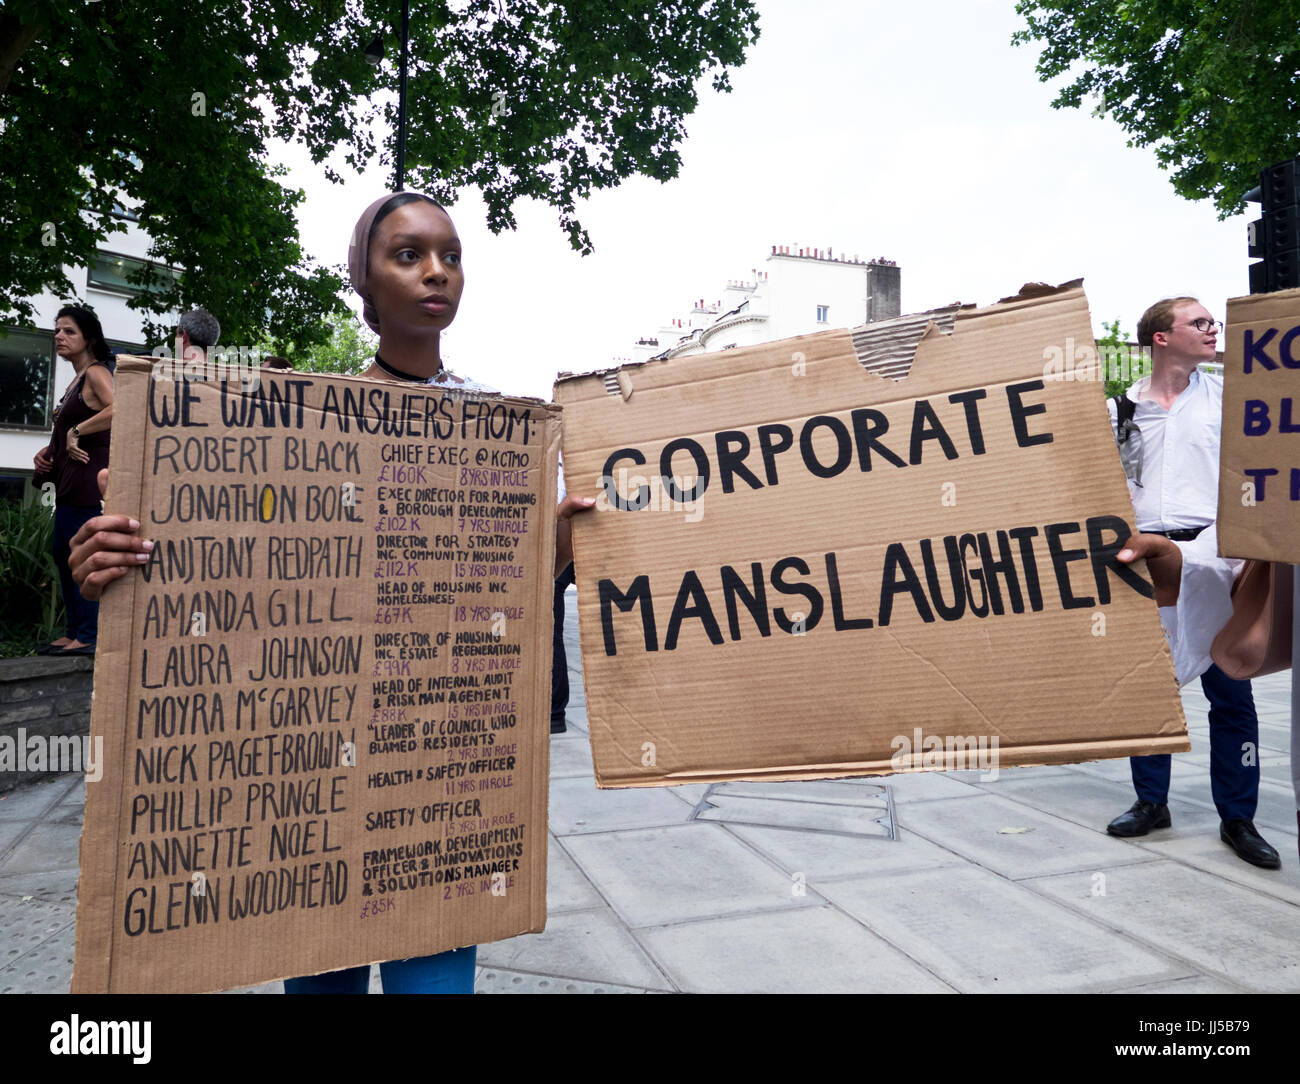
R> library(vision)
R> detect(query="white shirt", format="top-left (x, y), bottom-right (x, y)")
top-left (1157, 524), bottom-right (1239, 687)
top-left (1107, 369), bottom-right (1222, 531)
top-left (1107, 369), bottom-right (1242, 686)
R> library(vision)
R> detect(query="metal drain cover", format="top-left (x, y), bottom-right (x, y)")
top-left (688, 779), bottom-right (895, 839)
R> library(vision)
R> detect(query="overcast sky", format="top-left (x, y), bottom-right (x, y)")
top-left (277, 0), bottom-right (1250, 401)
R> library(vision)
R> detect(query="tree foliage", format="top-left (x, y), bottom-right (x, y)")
top-left (1012, 0), bottom-right (1300, 216)
top-left (261, 307), bottom-right (378, 376)
top-left (0, 0), bottom-right (759, 347)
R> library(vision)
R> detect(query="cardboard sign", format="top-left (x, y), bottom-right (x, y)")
top-left (73, 359), bottom-right (558, 993)
top-left (1217, 287), bottom-right (1300, 563)
top-left (555, 284), bottom-right (1189, 788)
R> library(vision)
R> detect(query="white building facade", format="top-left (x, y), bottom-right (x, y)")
top-left (633, 245), bottom-right (901, 363)
top-left (0, 211), bottom-right (177, 500)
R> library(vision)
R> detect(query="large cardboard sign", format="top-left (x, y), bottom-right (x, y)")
top-left (556, 285), bottom-right (1189, 788)
top-left (1217, 287), bottom-right (1300, 563)
top-left (73, 358), bottom-right (558, 993)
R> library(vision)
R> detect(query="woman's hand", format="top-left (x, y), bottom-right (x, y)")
top-left (33, 446), bottom-right (53, 472)
top-left (65, 428), bottom-right (90, 464)
top-left (68, 469), bottom-right (152, 601)
top-left (555, 495), bottom-right (595, 577)
top-left (1117, 533), bottom-right (1183, 607)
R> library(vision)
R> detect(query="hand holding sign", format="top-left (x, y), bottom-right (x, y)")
top-left (1117, 533), bottom-right (1182, 607)
top-left (68, 469), bottom-right (153, 601)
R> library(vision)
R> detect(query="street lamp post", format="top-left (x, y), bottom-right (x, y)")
top-left (365, 0), bottom-right (412, 192)
top-left (395, 0), bottom-right (409, 192)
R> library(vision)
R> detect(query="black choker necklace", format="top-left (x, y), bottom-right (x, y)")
top-left (373, 353), bottom-right (441, 383)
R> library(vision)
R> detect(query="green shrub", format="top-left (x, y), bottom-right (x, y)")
top-left (0, 497), bottom-right (64, 656)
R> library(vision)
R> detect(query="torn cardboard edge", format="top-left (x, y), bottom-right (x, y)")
top-left (590, 735), bottom-right (1193, 789)
top-left (553, 278), bottom-right (1087, 398)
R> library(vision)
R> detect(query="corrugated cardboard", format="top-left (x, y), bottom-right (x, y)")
top-left (555, 284), bottom-right (1189, 788)
top-left (1217, 287), bottom-right (1300, 563)
top-left (73, 358), bottom-right (558, 993)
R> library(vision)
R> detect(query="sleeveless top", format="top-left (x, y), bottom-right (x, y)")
top-left (49, 363), bottom-right (112, 507)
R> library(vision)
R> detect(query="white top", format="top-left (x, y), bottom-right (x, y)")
top-left (1108, 369), bottom-right (1242, 686)
top-left (1107, 369), bottom-right (1222, 531)
top-left (1157, 524), bottom-right (1240, 687)
top-left (425, 367), bottom-right (499, 395)
top-left (421, 364), bottom-right (566, 501)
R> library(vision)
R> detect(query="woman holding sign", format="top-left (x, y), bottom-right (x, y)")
top-left (67, 192), bottom-right (594, 994)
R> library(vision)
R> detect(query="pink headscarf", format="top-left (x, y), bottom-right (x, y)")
top-left (348, 191), bottom-right (444, 334)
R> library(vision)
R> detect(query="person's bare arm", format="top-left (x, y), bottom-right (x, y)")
top-left (65, 366), bottom-right (115, 464)
top-left (555, 495), bottom-right (595, 577)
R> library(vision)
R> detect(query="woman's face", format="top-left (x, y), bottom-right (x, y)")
top-left (366, 202), bottom-right (464, 336)
top-left (54, 317), bottom-right (88, 359)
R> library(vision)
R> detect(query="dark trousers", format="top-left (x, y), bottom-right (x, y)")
top-left (551, 563), bottom-right (574, 731)
top-left (53, 504), bottom-right (100, 643)
top-left (1130, 662), bottom-right (1260, 821)
top-left (283, 946), bottom-right (476, 994)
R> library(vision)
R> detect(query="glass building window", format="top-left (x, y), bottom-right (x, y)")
top-left (0, 326), bottom-right (53, 429)
top-left (816, 304), bottom-right (829, 322)
top-left (88, 251), bottom-right (177, 296)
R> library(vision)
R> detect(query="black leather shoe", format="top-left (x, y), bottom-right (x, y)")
top-left (1107, 800), bottom-right (1171, 837)
top-left (1220, 819), bottom-right (1281, 869)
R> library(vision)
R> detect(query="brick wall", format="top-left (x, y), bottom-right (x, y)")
top-left (0, 656), bottom-right (94, 792)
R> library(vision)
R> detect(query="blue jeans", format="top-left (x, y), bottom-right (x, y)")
top-left (1130, 663), bottom-right (1259, 821)
top-left (283, 946), bottom-right (477, 994)
top-left (53, 504), bottom-right (100, 643)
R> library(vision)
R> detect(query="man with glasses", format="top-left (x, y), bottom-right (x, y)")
top-left (1104, 296), bottom-right (1279, 867)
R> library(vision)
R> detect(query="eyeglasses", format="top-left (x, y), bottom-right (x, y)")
top-left (1165, 318), bottom-right (1223, 335)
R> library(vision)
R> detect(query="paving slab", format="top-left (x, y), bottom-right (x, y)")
top-left (0, 778), bottom-right (72, 821)
top-left (638, 904), bottom-right (954, 993)
top-left (0, 819), bottom-right (34, 854)
top-left (562, 823), bottom-right (821, 928)
top-left (0, 868), bottom-right (80, 905)
top-left (1113, 974), bottom-right (1242, 994)
top-left (974, 771), bottom-right (1220, 837)
top-left (548, 775), bottom-right (691, 836)
top-left (0, 894), bottom-right (75, 991)
top-left (476, 907), bottom-right (673, 990)
top-left (548, 734), bottom-right (595, 779)
top-left (725, 821), bottom-right (965, 882)
top-left (477, 967), bottom-right (648, 994)
top-left (546, 835), bottom-right (605, 913)
top-left (1162, 772), bottom-right (1298, 835)
top-left (943, 765), bottom-right (1076, 787)
top-left (0, 927), bottom-right (74, 994)
top-left (896, 794), bottom-right (1159, 880)
top-left (0, 820), bottom-right (83, 874)
top-left (884, 770), bottom-right (986, 803)
top-left (1067, 757), bottom-right (1145, 785)
top-left (818, 865), bottom-right (1185, 993)
top-left (1122, 828), bottom-right (1300, 907)
top-left (1030, 860), bottom-right (1300, 992)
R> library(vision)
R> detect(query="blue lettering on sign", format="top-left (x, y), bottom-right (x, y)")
top-left (1244, 399), bottom-right (1271, 435)
top-left (1243, 325), bottom-right (1300, 372)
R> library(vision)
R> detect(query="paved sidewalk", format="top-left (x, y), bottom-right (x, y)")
top-left (3, 587), bottom-right (1297, 993)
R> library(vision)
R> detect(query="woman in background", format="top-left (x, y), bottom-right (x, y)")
top-left (33, 305), bottom-right (114, 656)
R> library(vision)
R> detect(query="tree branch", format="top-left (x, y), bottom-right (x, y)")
top-left (0, 15), bottom-right (43, 96)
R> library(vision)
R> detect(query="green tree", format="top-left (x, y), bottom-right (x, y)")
top-left (1012, 1), bottom-right (1300, 216)
top-left (1, 1), bottom-right (760, 348)
top-left (1096, 317), bottom-right (1148, 399)
top-left (261, 308), bottom-right (378, 375)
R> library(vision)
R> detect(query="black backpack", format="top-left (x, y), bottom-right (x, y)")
top-left (1112, 393), bottom-right (1137, 445)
